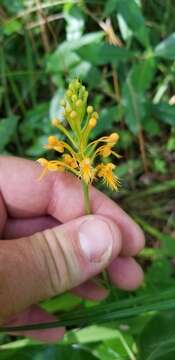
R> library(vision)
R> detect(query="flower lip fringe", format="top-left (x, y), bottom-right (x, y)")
top-left (37, 79), bottom-right (120, 191)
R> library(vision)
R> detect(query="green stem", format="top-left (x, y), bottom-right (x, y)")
top-left (82, 181), bottom-right (112, 293)
top-left (82, 181), bottom-right (91, 215)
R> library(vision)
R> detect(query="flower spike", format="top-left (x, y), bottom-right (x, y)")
top-left (37, 79), bottom-right (120, 194)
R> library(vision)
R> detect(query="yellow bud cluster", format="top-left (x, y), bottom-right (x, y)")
top-left (38, 79), bottom-right (121, 193)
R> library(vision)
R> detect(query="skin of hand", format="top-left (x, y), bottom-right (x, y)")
top-left (0, 156), bottom-right (145, 342)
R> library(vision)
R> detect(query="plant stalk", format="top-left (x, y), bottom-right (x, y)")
top-left (82, 181), bottom-right (112, 292)
top-left (82, 181), bottom-right (91, 215)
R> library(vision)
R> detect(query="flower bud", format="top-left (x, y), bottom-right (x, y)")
top-left (92, 112), bottom-right (99, 119)
top-left (70, 110), bottom-right (77, 119)
top-left (52, 118), bottom-right (60, 127)
top-left (48, 136), bottom-right (58, 145)
top-left (89, 117), bottom-right (97, 128)
top-left (76, 99), bottom-right (83, 107)
top-left (87, 106), bottom-right (93, 114)
top-left (74, 80), bottom-right (80, 89)
top-left (60, 99), bottom-right (66, 107)
top-left (65, 105), bottom-right (72, 114)
top-left (109, 133), bottom-right (119, 143)
top-left (72, 94), bottom-right (77, 102)
top-left (69, 83), bottom-right (74, 90)
top-left (66, 90), bottom-right (72, 97)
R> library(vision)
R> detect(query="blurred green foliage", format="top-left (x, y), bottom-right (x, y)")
top-left (1, 0), bottom-right (175, 359)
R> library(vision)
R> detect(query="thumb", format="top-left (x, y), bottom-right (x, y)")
top-left (0, 215), bottom-right (121, 322)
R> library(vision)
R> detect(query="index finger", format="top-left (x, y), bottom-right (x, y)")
top-left (0, 156), bottom-right (145, 255)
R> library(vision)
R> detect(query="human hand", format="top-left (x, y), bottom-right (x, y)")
top-left (0, 156), bottom-right (145, 342)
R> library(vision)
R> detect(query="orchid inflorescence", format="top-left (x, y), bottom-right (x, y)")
top-left (37, 79), bottom-right (120, 212)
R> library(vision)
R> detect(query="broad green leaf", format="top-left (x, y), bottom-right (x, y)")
top-left (130, 57), bottom-right (155, 92)
top-left (49, 88), bottom-right (65, 121)
top-left (105, 0), bottom-right (149, 47)
top-left (151, 103), bottom-right (175, 126)
top-left (0, 116), bottom-right (18, 152)
top-left (117, 13), bottom-right (132, 41)
top-left (64, 326), bottom-right (121, 344)
top-left (76, 42), bottom-right (133, 65)
top-left (25, 135), bottom-right (48, 157)
top-left (64, 5), bottom-right (85, 41)
top-left (47, 32), bottom-right (104, 74)
top-left (92, 106), bottom-right (121, 138)
top-left (42, 293), bottom-right (81, 313)
top-left (154, 33), bottom-right (175, 59)
top-left (1, 0), bottom-right (25, 14)
top-left (20, 103), bottom-right (50, 142)
top-left (153, 158), bottom-right (167, 174)
top-left (135, 217), bottom-right (175, 257)
top-left (104, 0), bottom-right (118, 15)
top-left (3, 19), bottom-right (22, 35)
top-left (143, 118), bottom-right (161, 136)
top-left (0, 345), bottom-right (97, 360)
top-left (70, 61), bottom-right (102, 88)
top-left (145, 259), bottom-right (174, 292)
top-left (95, 336), bottom-right (134, 360)
top-left (122, 77), bottom-right (146, 134)
top-left (117, 159), bottom-right (142, 178)
top-left (138, 312), bottom-right (175, 360)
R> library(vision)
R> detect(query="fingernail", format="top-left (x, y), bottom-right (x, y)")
top-left (79, 217), bottom-right (114, 262)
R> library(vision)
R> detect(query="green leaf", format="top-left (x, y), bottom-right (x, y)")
top-left (70, 61), bottom-right (102, 88)
top-left (104, 0), bottom-right (118, 16)
top-left (3, 19), bottom-right (22, 35)
top-left (76, 42), bottom-right (133, 65)
top-left (95, 336), bottom-right (134, 360)
top-left (49, 88), bottom-right (65, 120)
top-left (153, 158), bottom-right (167, 174)
top-left (25, 135), bottom-right (48, 157)
top-left (42, 293), bottom-right (81, 313)
top-left (64, 5), bottom-right (85, 41)
top-left (138, 312), bottom-right (175, 360)
top-left (151, 103), bottom-right (175, 126)
top-left (143, 118), bottom-right (161, 136)
top-left (122, 77), bottom-right (146, 134)
top-left (117, 13), bottom-right (132, 41)
top-left (135, 217), bottom-right (175, 257)
top-left (166, 134), bottom-right (175, 151)
top-left (0, 345), bottom-right (97, 360)
top-left (47, 32), bottom-right (104, 74)
top-left (117, 159), bottom-right (142, 178)
top-left (64, 326), bottom-right (121, 344)
top-left (5, 288), bottom-right (175, 332)
top-left (92, 106), bottom-right (121, 138)
top-left (129, 57), bottom-right (155, 92)
top-left (154, 33), bottom-right (175, 59)
top-left (105, 0), bottom-right (149, 47)
top-left (146, 259), bottom-right (174, 292)
top-left (20, 103), bottom-right (50, 142)
top-left (0, 116), bottom-right (18, 152)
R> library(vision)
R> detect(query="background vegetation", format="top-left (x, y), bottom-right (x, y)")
top-left (1, 0), bottom-right (175, 358)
